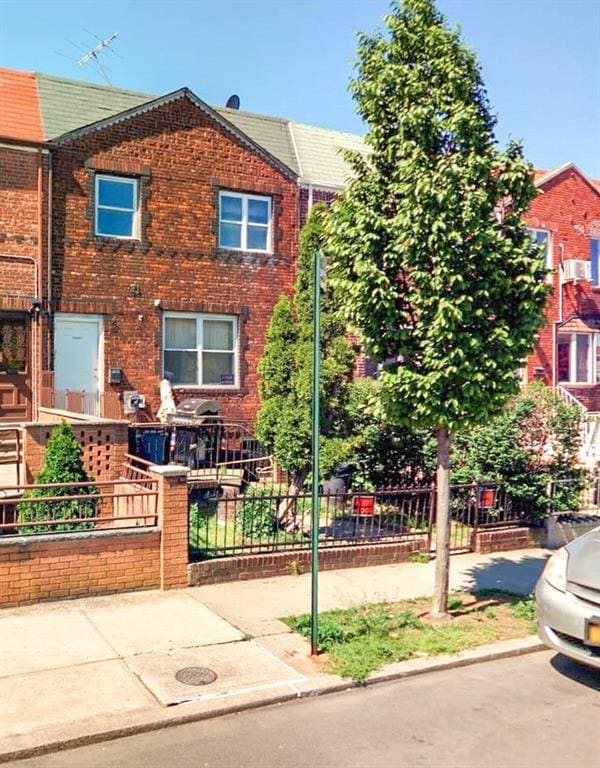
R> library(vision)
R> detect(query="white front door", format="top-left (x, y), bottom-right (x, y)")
top-left (54, 315), bottom-right (102, 410)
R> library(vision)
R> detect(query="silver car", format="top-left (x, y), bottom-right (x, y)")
top-left (536, 526), bottom-right (600, 669)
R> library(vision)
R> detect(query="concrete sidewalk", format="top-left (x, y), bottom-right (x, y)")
top-left (0, 548), bottom-right (550, 761)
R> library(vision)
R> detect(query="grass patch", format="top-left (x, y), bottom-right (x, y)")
top-left (408, 551), bottom-right (431, 564)
top-left (282, 590), bottom-right (536, 683)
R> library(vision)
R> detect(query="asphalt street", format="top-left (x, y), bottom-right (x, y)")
top-left (9, 651), bottom-right (600, 768)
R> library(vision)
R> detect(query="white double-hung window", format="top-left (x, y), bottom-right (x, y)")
top-left (219, 191), bottom-right (271, 252)
top-left (558, 332), bottom-right (600, 384)
top-left (95, 175), bottom-right (139, 238)
top-left (163, 313), bottom-right (238, 387)
top-left (527, 228), bottom-right (552, 281)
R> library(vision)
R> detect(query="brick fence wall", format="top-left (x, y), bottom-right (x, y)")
top-left (188, 526), bottom-right (548, 587)
top-left (472, 526), bottom-right (545, 554)
top-left (22, 420), bottom-right (129, 484)
top-left (188, 538), bottom-right (428, 586)
top-left (0, 463), bottom-right (188, 608)
top-left (0, 528), bottom-right (160, 607)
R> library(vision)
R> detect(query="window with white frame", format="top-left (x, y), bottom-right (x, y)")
top-left (591, 238), bottom-right (600, 287)
top-left (557, 332), bottom-right (600, 384)
top-left (95, 175), bottom-right (139, 238)
top-left (219, 192), bottom-right (271, 252)
top-left (163, 313), bottom-right (238, 387)
top-left (527, 228), bottom-right (552, 279)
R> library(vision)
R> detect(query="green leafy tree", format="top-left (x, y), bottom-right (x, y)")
top-left (345, 378), bottom-right (435, 489)
top-left (452, 383), bottom-right (584, 516)
top-left (327, 0), bottom-right (548, 615)
top-left (256, 204), bottom-right (356, 522)
top-left (18, 421), bottom-right (98, 534)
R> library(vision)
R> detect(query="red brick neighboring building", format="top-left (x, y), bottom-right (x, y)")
top-left (524, 163), bottom-right (600, 413)
top-left (0, 69), bottom-right (49, 421)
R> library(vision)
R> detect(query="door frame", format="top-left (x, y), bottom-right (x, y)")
top-left (53, 313), bottom-right (104, 397)
top-left (0, 311), bottom-right (32, 422)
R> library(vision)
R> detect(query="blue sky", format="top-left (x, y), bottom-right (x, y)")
top-left (1, 0), bottom-right (599, 175)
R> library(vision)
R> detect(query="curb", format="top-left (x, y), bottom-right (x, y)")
top-left (0, 637), bottom-right (547, 764)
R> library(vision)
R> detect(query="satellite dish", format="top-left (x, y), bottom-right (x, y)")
top-left (225, 94), bottom-right (240, 110)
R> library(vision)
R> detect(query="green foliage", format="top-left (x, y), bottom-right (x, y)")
top-left (283, 591), bottom-right (536, 682)
top-left (510, 598), bottom-right (536, 624)
top-left (256, 295), bottom-right (297, 453)
top-left (408, 551), bottom-right (431, 563)
top-left (256, 204), bottom-right (356, 483)
top-left (345, 378), bottom-right (436, 488)
top-left (452, 383), bottom-right (585, 516)
top-left (327, 0), bottom-right (548, 432)
top-left (447, 596), bottom-right (463, 611)
top-left (237, 484), bottom-right (278, 538)
top-left (18, 422), bottom-right (97, 534)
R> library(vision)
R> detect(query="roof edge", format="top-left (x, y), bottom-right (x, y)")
top-left (50, 87), bottom-right (298, 180)
top-left (535, 161), bottom-right (600, 197)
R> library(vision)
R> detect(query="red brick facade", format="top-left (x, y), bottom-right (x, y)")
top-left (524, 166), bottom-right (600, 408)
top-left (0, 145), bottom-right (49, 420)
top-left (48, 96), bottom-right (298, 423)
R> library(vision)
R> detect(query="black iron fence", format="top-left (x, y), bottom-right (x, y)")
top-left (130, 422), bottom-right (271, 484)
top-left (548, 475), bottom-right (600, 516)
top-left (188, 480), bottom-right (537, 560)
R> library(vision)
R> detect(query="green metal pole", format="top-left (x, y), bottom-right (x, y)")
top-left (310, 249), bottom-right (322, 656)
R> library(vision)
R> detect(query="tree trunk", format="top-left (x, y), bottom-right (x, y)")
top-left (276, 468), bottom-right (309, 532)
top-left (432, 427), bottom-right (452, 618)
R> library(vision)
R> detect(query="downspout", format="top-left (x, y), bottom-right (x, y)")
top-left (558, 242), bottom-right (564, 325)
top-left (553, 243), bottom-right (565, 389)
top-left (35, 149), bottom-right (44, 419)
top-left (46, 150), bottom-right (53, 378)
top-left (307, 182), bottom-right (314, 214)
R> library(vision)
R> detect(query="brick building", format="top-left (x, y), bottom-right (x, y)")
top-left (0, 71), bottom-right (300, 423)
top-left (1, 68), bottom-right (599, 431)
top-left (525, 165), bottom-right (600, 404)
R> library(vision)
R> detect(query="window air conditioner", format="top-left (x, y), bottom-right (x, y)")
top-left (562, 259), bottom-right (590, 283)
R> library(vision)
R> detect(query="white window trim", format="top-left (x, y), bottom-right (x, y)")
top-left (95, 174), bottom-right (140, 240)
top-left (558, 332), bottom-right (600, 385)
top-left (527, 228), bottom-right (553, 282)
top-left (591, 237), bottom-right (600, 287)
top-left (163, 312), bottom-right (239, 389)
top-left (218, 191), bottom-right (272, 253)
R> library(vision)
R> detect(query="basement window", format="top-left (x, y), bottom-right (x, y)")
top-left (95, 175), bottom-right (139, 239)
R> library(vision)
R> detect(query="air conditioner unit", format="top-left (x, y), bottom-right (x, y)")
top-left (562, 259), bottom-right (590, 283)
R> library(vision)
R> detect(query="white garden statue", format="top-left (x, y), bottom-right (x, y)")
top-left (157, 376), bottom-right (176, 423)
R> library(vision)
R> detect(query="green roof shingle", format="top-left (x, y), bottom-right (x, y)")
top-left (37, 73), bottom-right (154, 140)
top-left (217, 107), bottom-right (301, 177)
top-left (34, 71), bottom-right (363, 188)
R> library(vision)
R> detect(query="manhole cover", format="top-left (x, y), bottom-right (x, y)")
top-left (175, 666), bottom-right (217, 686)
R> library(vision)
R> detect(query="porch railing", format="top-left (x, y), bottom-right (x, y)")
top-left (0, 427), bottom-right (21, 486)
top-left (556, 385), bottom-right (600, 465)
top-left (0, 458), bottom-right (158, 536)
top-left (41, 371), bottom-right (121, 420)
top-left (130, 421), bottom-right (272, 484)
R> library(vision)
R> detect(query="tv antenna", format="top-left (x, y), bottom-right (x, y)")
top-left (77, 32), bottom-right (119, 85)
